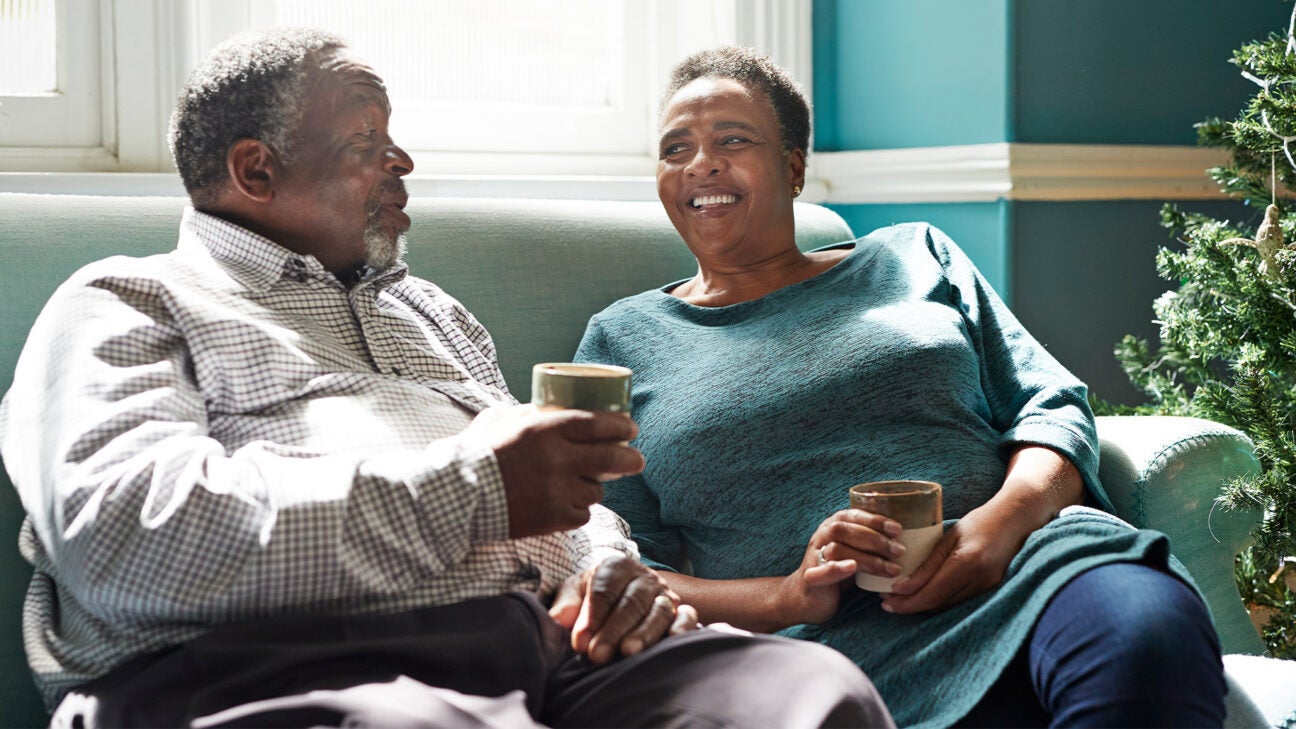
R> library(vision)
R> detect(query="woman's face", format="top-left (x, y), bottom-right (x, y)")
top-left (656, 77), bottom-right (805, 260)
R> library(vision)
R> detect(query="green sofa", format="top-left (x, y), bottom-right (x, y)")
top-left (1, 192), bottom-right (1293, 728)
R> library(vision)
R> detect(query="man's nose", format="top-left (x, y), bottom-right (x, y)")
top-left (384, 144), bottom-right (414, 176)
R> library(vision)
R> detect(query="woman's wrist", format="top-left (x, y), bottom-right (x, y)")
top-left (770, 573), bottom-right (810, 630)
top-left (664, 572), bottom-right (798, 632)
top-left (964, 496), bottom-right (1040, 548)
top-left (999, 446), bottom-right (1084, 517)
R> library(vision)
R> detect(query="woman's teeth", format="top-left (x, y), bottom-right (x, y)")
top-left (691, 194), bottom-right (737, 208)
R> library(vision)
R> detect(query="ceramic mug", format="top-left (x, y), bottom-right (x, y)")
top-left (531, 363), bottom-right (632, 413)
top-left (848, 480), bottom-right (943, 592)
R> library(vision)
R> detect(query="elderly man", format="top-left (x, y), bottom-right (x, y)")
top-left (0, 27), bottom-right (892, 729)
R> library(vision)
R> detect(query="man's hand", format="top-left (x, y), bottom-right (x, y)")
top-left (463, 405), bottom-right (645, 539)
top-left (548, 554), bottom-right (700, 665)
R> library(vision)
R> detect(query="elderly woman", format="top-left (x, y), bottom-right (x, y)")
top-left (575, 46), bottom-right (1226, 728)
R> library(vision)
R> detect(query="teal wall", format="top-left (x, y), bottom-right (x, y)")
top-left (812, 0), bottom-right (1287, 404)
top-left (1012, 1), bottom-right (1279, 145)
top-left (829, 202), bottom-right (1009, 300)
top-left (812, 0), bottom-right (1009, 150)
top-left (1011, 199), bottom-right (1260, 404)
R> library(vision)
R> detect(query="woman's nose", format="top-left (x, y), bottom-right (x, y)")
top-left (684, 146), bottom-right (721, 177)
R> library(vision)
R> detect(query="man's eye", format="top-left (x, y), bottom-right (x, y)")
top-left (661, 144), bottom-right (687, 158)
top-left (721, 136), bottom-right (750, 145)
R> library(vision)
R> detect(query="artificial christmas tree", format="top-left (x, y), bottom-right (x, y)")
top-left (1108, 4), bottom-right (1296, 658)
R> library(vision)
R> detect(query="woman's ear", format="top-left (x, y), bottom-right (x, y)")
top-left (787, 147), bottom-right (807, 194)
top-left (226, 139), bottom-right (277, 204)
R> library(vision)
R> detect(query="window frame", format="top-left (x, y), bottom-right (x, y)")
top-left (0, 0), bottom-right (108, 168)
top-left (0, 0), bottom-right (813, 192)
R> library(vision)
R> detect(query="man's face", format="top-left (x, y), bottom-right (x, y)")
top-left (272, 49), bottom-right (414, 274)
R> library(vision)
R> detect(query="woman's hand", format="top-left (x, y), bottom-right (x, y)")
top-left (776, 509), bottom-right (906, 625)
top-left (879, 501), bottom-right (1029, 614)
top-left (881, 445), bottom-right (1085, 614)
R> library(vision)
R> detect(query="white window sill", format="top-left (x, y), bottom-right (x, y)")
top-left (0, 144), bottom-right (1230, 203)
top-left (0, 172), bottom-right (663, 200)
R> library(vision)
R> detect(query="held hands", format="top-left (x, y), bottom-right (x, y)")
top-left (781, 509), bottom-right (905, 625)
top-left (548, 554), bottom-right (700, 665)
top-left (462, 405), bottom-right (645, 539)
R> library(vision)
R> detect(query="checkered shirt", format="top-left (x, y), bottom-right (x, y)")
top-left (0, 208), bottom-right (636, 708)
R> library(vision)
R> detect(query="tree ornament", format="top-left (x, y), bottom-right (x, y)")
top-left (1271, 557), bottom-right (1296, 593)
top-left (1219, 203), bottom-right (1294, 280)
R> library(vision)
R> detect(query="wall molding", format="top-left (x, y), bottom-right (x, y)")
top-left (0, 172), bottom-right (658, 200)
top-left (2, 143), bottom-right (1234, 203)
top-left (813, 143), bottom-right (1233, 204)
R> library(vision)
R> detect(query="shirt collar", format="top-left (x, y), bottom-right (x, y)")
top-left (178, 207), bottom-right (409, 292)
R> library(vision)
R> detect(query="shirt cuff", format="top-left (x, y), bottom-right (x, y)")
top-left (454, 438), bottom-right (510, 544)
top-left (571, 504), bottom-right (639, 572)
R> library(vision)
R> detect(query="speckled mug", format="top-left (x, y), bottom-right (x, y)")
top-left (849, 480), bottom-right (943, 592)
top-left (531, 363), bottom-right (632, 413)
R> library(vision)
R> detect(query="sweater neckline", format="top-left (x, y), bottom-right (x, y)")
top-left (650, 240), bottom-right (865, 322)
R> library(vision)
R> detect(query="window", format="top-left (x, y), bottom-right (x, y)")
top-left (0, 0), bottom-right (57, 92)
top-left (0, 0), bottom-right (811, 188)
top-left (0, 0), bottom-right (107, 166)
top-left (268, 0), bottom-right (649, 161)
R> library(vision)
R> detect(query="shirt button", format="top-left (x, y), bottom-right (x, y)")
top-left (291, 258), bottom-right (306, 267)
top-left (293, 273), bottom-right (308, 283)
top-left (391, 367), bottom-right (402, 376)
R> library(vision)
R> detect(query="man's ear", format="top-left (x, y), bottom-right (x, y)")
top-left (226, 139), bottom-right (278, 203)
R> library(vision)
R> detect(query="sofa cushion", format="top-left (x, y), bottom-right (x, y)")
top-left (0, 192), bottom-right (854, 726)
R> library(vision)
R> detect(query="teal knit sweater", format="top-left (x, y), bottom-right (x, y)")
top-left (576, 223), bottom-right (1185, 728)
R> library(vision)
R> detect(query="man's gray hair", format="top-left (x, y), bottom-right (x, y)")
top-left (168, 27), bottom-right (347, 206)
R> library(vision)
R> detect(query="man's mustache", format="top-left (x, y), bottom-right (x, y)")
top-left (366, 179), bottom-right (409, 219)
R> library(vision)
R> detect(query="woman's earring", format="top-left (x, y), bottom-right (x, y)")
top-left (792, 185), bottom-right (802, 198)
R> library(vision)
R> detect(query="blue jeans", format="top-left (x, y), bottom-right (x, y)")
top-left (956, 562), bottom-right (1226, 728)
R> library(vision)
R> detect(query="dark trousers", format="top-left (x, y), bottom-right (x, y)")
top-left (957, 562), bottom-right (1227, 728)
top-left (55, 592), bottom-right (893, 729)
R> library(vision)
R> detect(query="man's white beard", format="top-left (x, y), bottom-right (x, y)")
top-left (364, 223), bottom-right (406, 272)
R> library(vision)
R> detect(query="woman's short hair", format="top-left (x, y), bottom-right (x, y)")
top-left (663, 46), bottom-right (811, 155)
top-left (168, 27), bottom-right (346, 206)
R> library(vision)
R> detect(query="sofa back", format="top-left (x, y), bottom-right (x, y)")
top-left (0, 192), bottom-right (855, 725)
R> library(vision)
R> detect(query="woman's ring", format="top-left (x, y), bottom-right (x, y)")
top-left (817, 545), bottom-right (829, 566)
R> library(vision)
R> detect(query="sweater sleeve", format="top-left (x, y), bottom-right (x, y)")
top-left (922, 225), bottom-right (1110, 510)
top-left (574, 316), bottom-right (689, 573)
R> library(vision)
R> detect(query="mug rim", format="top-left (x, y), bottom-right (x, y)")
top-left (849, 480), bottom-right (942, 497)
top-left (533, 362), bottom-right (633, 378)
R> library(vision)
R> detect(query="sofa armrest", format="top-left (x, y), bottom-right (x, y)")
top-left (1095, 415), bottom-right (1265, 656)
